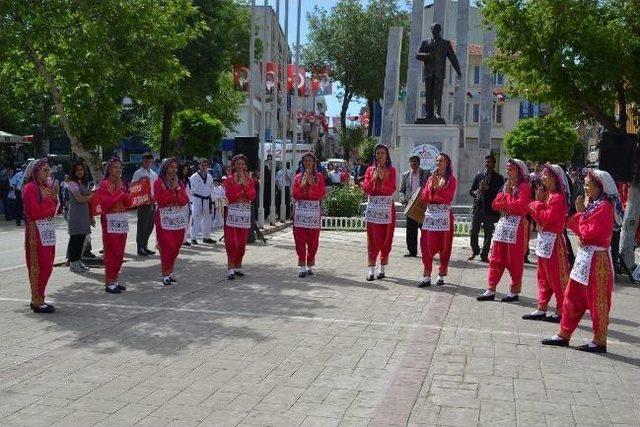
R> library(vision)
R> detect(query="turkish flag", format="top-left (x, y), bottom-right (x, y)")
top-left (311, 65), bottom-right (332, 96)
top-left (287, 64), bottom-right (306, 96)
top-left (233, 65), bottom-right (250, 91)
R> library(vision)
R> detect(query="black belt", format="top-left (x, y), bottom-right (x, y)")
top-left (193, 194), bottom-right (211, 200)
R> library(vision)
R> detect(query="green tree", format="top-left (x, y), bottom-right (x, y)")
top-left (0, 0), bottom-right (199, 177)
top-left (503, 115), bottom-right (578, 163)
top-left (171, 109), bottom-right (224, 158)
top-left (340, 126), bottom-right (367, 161)
top-left (159, 0), bottom-right (251, 157)
top-left (304, 0), bottom-right (410, 135)
top-left (481, 0), bottom-right (639, 133)
top-left (358, 135), bottom-right (378, 164)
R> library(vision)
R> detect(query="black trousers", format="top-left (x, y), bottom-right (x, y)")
top-left (470, 212), bottom-right (496, 258)
top-left (406, 217), bottom-right (420, 256)
top-left (275, 188), bottom-right (291, 220)
top-left (14, 190), bottom-right (23, 224)
top-left (68, 234), bottom-right (87, 262)
top-left (136, 204), bottom-right (155, 250)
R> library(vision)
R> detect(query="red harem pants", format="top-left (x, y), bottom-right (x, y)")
top-left (25, 221), bottom-right (55, 305)
top-left (366, 208), bottom-right (395, 266)
top-left (487, 219), bottom-right (527, 293)
top-left (225, 225), bottom-right (249, 269)
top-left (420, 211), bottom-right (454, 276)
top-left (559, 251), bottom-right (613, 346)
top-left (293, 226), bottom-right (320, 266)
top-left (536, 234), bottom-right (570, 312)
top-left (155, 215), bottom-right (185, 276)
top-left (101, 217), bottom-right (127, 284)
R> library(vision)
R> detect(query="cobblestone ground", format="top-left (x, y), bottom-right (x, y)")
top-left (1, 226), bottom-right (640, 426)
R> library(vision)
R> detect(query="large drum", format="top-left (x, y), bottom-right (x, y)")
top-left (404, 188), bottom-right (426, 224)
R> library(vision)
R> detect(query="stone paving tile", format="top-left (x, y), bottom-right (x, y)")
top-left (1, 231), bottom-right (640, 426)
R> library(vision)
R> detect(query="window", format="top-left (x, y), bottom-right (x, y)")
top-left (494, 104), bottom-right (503, 124)
top-left (493, 72), bottom-right (505, 86)
top-left (472, 66), bottom-right (481, 85)
top-left (467, 103), bottom-right (480, 123)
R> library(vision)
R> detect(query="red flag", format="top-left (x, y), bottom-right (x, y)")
top-left (311, 65), bottom-right (332, 96)
top-left (287, 64), bottom-right (306, 96)
top-left (233, 65), bottom-right (250, 91)
top-left (261, 62), bottom-right (280, 96)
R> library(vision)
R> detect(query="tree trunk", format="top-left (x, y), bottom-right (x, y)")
top-left (620, 180), bottom-right (640, 269)
top-left (160, 103), bottom-right (174, 159)
top-left (21, 40), bottom-right (102, 180)
top-left (340, 90), bottom-right (353, 132)
top-left (367, 99), bottom-right (374, 137)
top-left (617, 80), bottom-right (628, 133)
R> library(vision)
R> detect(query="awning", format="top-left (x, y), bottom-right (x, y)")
top-left (0, 131), bottom-right (31, 144)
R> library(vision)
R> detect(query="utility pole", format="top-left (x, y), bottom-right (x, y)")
top-left (280, 0), bottom-right (289, 221)
top-left (258, 0), bottom-right (270, 227)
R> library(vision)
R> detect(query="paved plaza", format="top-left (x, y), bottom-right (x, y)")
top-left (1, 222), bottom-right (640, 426)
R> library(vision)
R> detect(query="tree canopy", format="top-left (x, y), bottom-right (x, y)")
top-left (504, 115), bottom-right (579, 163)
top-left (304, 0), bottom-right (410, 132)
top-left (481, 0), bottom-right (640, 132)
top-left (171, 109), bottom-right (224, 158)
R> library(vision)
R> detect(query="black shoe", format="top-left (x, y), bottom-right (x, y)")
top-left (234, 270), bottom-right (245, 277)
top-left (16, 221), bottom-right (22, 226)
top-left (476, 293), bottom-right (495, 301)
top-left (228, 274), bottom-right (235, 280)
top-left (576, 343), bottom-right (607, 353)
top-left (544, 314), bottom-right (561, 323)
top-left (137, 249), bottom-right (148, 256)
top-left (366, 274), bottom-right (375, 282)
top-left (522, 312), bottom-right (547, 321)
top-left (541, 337), bottom-right (569, 347)
top-left (480, 256), bottom-right (489, 263)
top-left (170, 276), bottom-right (177, 283)
top-left (436, 278), bottom-right (445, 286)
top-left (162, 277), bottom-right (172, 286)
top-left (32, 303), bottom-right (55, 313)
top-left (467, 253), bottom-right (478, 260)
top-left (298, 271), bottom-right (307, 278)
top-left (501, 294), bottom-right (519, 303)
top-left (84, 252), bottom-right (98, 259)
top-left (202, 238), bottom-right (216, 244)
top-left (144, 248), bottom-right (156, 255)
top-left (404, 253), bottom-right (417, 258)
top-left (191, 240), bottom-right (198, 245)
top-left (183, 241), bottom-right (191, 247)
top-left (418, 280), bottom-right (431, 288)
top-left (306, 269), bottom-right (313, 276)
top-left (105, 285), bottom-right (121, 294)
top-left (376, 273), bottom-right (386, 280)
top-left (116, 284), bottom-right (126, 291)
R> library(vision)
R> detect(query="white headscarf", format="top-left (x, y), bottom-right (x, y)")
top-left (545, 163), bottom-right (570, 202)
top-left (588, 169), bottom-right (623, 229)
top-left (504, 158), bottom-right (529, 196)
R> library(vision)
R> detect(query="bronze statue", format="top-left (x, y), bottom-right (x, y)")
top-left (416, 23), bottom-right (462, 123)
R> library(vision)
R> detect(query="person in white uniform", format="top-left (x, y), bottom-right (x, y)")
top-left (189, 159), bottom-right (215, 244)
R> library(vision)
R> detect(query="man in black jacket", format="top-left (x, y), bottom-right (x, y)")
top-left (469, 154), bottom-right (504, 262)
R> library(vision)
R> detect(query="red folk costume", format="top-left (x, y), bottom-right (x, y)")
top-left (362, 162), bottom-right (397, 268)
top-left (526, 164), bottom-right (570, 318)
top-left (98, 161), bottom-right (131, 287)
top-left (154, 160), bottom-right (190, 281)
top-left (544, 169), bottom-right (620, 352)
top-left (24, 159), bottom-right (58, 309)
top-left (479, 159), bottom-right (531, 300)
top-left (223, 162), bottom-right (257, 272)
top-left (419, 156), bottom-right (457, 283)
top-left (292, 169), bottom-right (326, 270)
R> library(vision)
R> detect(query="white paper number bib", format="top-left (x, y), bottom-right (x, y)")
top-left (535, 231), bottom-right (557, 259)
top-left (226, 202), bottom-right (251, 229)
top-left (421, 204), bottom-right (451, 231)
top-left (160, 206), bottom-right (188, 230)
top-left (106, 213), bottom-right (129, 234)
top-left (365, 196), bottom-right (393, 225)
top-left (492, 215), bottom-right (521, 244)
top-left (294, 200), bottom-right (321, 229)
top-left (36, 218), bottom-right (56, 246)
top-left (570, 245), bottom-right (597, 286)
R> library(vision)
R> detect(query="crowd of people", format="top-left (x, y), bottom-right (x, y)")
top-left (21, 145), bottom-right (620, 354)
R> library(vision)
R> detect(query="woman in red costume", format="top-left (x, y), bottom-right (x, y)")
top-left (24, 159), bottom-right (59, 313)
top-left (292, 152), bottom-right (326, 277)
top-left (363, 144), bottom-right (397, 281)
top-left (419, 153), bottom-right (457, 287)
top-left (542, 169), bottom-right (620, 353)
top-left (98, 158), bottom-right (131, 294)
top-left (477, 158), bottom-right (531, 302)
top-left (523, 163), bottom-right (570, 322)
top-left (223, 154), bottom-right (257, 280)
top-left (154, 158), bottom-right (190, 286)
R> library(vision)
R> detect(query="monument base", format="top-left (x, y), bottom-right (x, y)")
top-left (415, 117), bottom-right (446, 125)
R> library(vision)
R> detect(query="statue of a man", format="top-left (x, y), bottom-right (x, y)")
top-left (416, 23), bottom-right (462, 121)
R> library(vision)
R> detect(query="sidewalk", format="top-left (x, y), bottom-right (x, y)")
top-left (0, 229), bottom-right (639, 426)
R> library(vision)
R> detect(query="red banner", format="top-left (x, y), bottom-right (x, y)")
top-left (287, 64), bottom-right (306, 96)
top-left (261, 62), bottom-right (280, 96)
top-left (233, 65), bottom-right (250, 91)
top-left (89, 191), bottom-right (102, 217)
top-left (311, 65), bottom-right (332, 96)
top-left (128, 178), bottom-right (152, 208)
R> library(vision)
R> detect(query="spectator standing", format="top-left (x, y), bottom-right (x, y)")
top-left (10, 164), bottom-right (26, 226)
top-left (66, 161), bottom-right (93, 273)
top-left (354, 159), bottom-right (366, 185)
top-left (275, 162), bottom-right (293, 219)
top-left (132, 153), bottom-right (158, 256)
top-left (0, 166), bottom-right (12, 220)
top-left (399, 155), bottom-right (430, 257)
